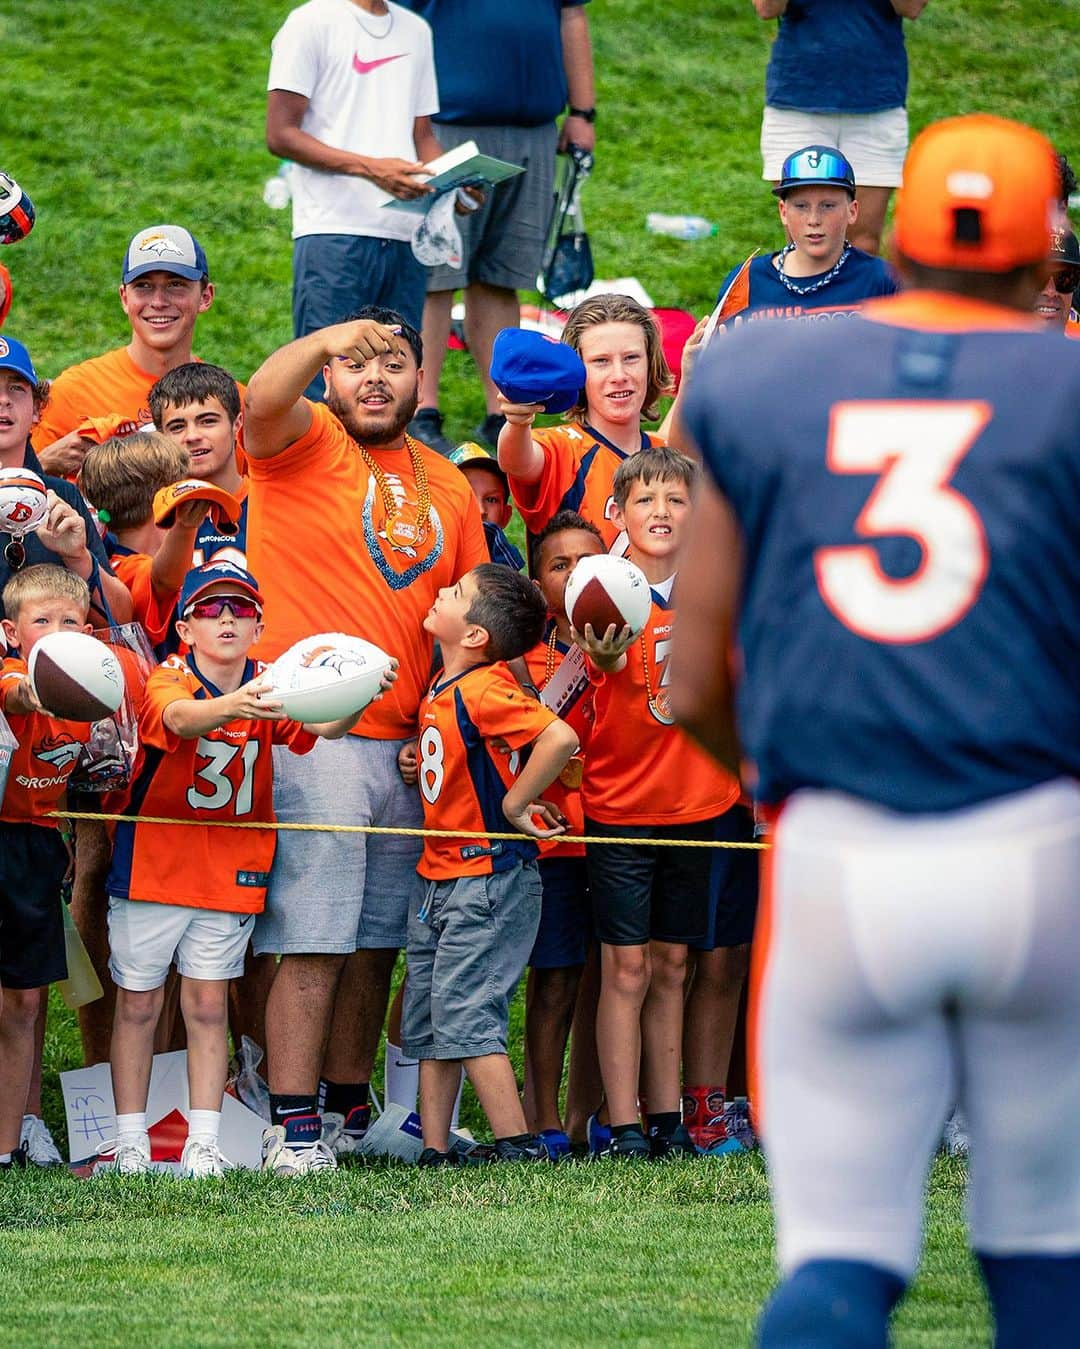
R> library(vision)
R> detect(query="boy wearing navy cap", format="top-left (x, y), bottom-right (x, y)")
top-left (31, 225), bottom-right (219, 478)
top-left (98, 560), bottom-right (393, 1179)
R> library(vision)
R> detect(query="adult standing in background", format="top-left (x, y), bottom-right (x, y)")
top-left (753, 0), bottom-right (929, 255)
top-left (266, 0), bottom-right (442, 398)
top-left (399, 0), bottom-right (595, 456)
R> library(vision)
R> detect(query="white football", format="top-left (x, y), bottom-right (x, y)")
top-left (262, 632), bottom-right (393, 722)
top-left (564, 553), bottom-right (652, 638)
top-left (28, 631), bottom-right (125, 721)
top-left (0, 467), bottom-right (48, 536)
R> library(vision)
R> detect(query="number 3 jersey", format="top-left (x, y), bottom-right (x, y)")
top-left (416, 662), bottom-right (560, 881)
top-left (107, 654), bottom-right (317, 911)
top-left (683, 292), bottom-right (1080, 812)
top-left (582, 588), bottom-right (741, 827)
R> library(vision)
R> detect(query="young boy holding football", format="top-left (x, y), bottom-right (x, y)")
top-left (397, 563), bottom-right (579, 1165)
top-left (575, 448), bottom-right (742, 1158)
top-left (99, 560), bottom-right (392, 1178)
top-left (0, 565), bottom-right (95, 1170)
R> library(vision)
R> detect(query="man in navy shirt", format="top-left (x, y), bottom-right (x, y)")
top-left (674, 114), bottom-right (1079, 1349)
top-left (754, 0), bottom-right (929, 254)
top-left (399, 0), bottom-right (595, 455)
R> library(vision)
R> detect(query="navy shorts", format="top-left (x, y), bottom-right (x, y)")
top-left (691, 804), bottom-right (760, 951)
top-left (529, 855), bottom-right (591, 970)
top-left (585, 817), bottom-right (717, 947)
top-left (292, 233), bottom-right (427, 399)
top-left (0, 821), bottom-right (68, 989)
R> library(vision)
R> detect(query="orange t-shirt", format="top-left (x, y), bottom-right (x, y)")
top-left (523, 628), bottom-right (594, 859)
top-left (416, 662), bottom-right (560, 880)
top-left (32, 347), bottom-right (160, 449)
top-left (582, 590), bottom-right (740, 826)
top-left (0, 658), bottom-right (92, 827)
top-left (106, 655), bottom-right (316, 912)
top-left (507, 423), bottom-right (664, 553)
top-left (1066, 314), bottom-right (1079, 340)
top-left (246, 402), bottom-right (488, 740)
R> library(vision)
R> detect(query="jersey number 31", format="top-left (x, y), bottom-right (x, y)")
top-left (814, 401), bottom-right (990, 644)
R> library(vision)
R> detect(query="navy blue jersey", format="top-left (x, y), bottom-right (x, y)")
top-left (765, 0), bottom-right (908, 115)
top-left (714, 250), bottom-right (898, 329)
top-left (683, 292), bottom-right (1080, 813)
top-left (192, 494), bottom-right (248, 572)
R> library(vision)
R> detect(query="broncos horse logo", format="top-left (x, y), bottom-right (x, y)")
top-left (34, 733), bottom-right (84, 771)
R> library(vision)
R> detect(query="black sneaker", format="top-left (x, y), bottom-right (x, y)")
top-left (606, 1126), bottom-right (652, 1160)
top-left (0, 1145), bottom-right (28, 1171)
top-left (408, 408), bottom-right (455, 457)
top-left (417, 1147), bottom-right (459, 1168)
top-left (493, 1135), bottom-right (550, 1163)
top-left (473, 412), bottom-right (506, 450)
top-left (649, 1123), bottom-right (697, 1160)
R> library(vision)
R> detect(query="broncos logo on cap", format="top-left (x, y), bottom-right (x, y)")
top-left (35, 733), bottom-right (84, 771)
top-left (136, 231), bottom-right (184, 259)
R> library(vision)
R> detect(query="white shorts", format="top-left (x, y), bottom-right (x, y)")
top-left (761, 105), bottom-right (909, 188)
top-left (756, 779), bottom-right (1080, 1280)
top-left (108, 894), bottom-right (255, 990)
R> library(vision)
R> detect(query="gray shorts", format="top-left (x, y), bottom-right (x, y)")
top-left (425, 122), bottom-right (559, 292)
top-left (253, 735), bottom-right (423, 957)
top-left (401, 860), bottom-right (542, 1060)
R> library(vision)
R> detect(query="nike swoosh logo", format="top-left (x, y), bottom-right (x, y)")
top-left (353, 52), bottom-right (406, 75)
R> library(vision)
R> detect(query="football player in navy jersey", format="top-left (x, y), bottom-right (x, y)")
top-left (672, 115), bottom-right (1079, 1348)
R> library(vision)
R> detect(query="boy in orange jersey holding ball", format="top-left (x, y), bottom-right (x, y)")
top-left (98, 560), bottom-right (394, 1178)
top-left (574, 448), bottom-right (742, 1159)
top-left (398, 563), bottom-right (579, 1165)
top-left (0, 565), bottom-right (96, 1170)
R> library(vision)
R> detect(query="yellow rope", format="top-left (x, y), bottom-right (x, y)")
top-left (49, 810), bottom-right (769, 850)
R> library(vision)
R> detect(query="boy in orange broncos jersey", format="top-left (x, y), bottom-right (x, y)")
top-left (0, 566), bottom-right (95, 1169)
top-left (574, 448), bottom-right (741, 1159)
top-left (100, 560), bottom-right (393, 1179)
top-left (398, 563), bottom-right (579, 1165)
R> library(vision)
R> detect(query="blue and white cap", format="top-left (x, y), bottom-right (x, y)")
top-left (122, 225), bottom-right (209, 284)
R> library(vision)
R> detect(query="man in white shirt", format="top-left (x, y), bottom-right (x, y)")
top-left (267, 0), bottom-right (443, 397)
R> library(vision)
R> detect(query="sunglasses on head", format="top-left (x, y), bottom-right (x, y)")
top-left (1049, 265), bottom-right (1080, 294)
top-left (3, 536), bottom-right (26, 571)
top-left (183, 594), bottom-right (261, 620)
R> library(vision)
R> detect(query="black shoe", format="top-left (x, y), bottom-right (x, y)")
top-left (408, 408), bottom-right (456, 457)
top-left (417, 1146), bottom-right (460, 1168)
top-left (0, 1145), bottom-right (28, 1171)
top-left (449, 1136), bottom-right (495, 1164)
top-left (474, 412), bottom-right (506, 450)
top-left (493, 1135), bottom-right (550, 1163)
top-left (606, 1126), bottom-right (652, 1160)
top-left (649, 1123), bottom-right (696, 1160)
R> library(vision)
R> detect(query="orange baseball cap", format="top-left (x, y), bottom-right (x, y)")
top-left (893, 114), bottom-right (1061, 273)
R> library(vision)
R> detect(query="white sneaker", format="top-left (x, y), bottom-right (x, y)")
top-left (180, 1137), bottom-right (231, 1178)
top-left (943, 1109), bottom-right (970, 1158)
top-left (20, 1115), bottom-right (64, 1168)
top-left (261, 1124), bottom-right (337, 1176)
top-left (321, 1105), bottom-right (372, 1158)
top-left (93, 1136), bottom-right (151, 1176)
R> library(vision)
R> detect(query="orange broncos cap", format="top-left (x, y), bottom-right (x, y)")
top-left (894, 114), bottom-right (1061, 273)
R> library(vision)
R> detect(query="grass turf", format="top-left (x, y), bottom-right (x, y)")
top-left (3, 0), bottom-right (1076, 1341)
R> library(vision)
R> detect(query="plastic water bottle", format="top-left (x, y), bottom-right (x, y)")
top-left (646, 212), bottom-right (717, 241)
top-left (262, 161), bottom-right (293, 210)
top-left (58, 903), bottom-right (104, 1009)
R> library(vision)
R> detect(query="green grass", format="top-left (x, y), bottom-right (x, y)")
top-left (4, 0), bottom-right (1078, 1341)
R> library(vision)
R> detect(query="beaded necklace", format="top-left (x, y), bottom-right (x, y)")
top-left (640, 631), bottom-right (674, 724)
top-left (774, 241), bottom-right (852, 297)
top-left (544, 624), bottom-right (561, 684)
top-left (356, 433), bottom-right (432, 550)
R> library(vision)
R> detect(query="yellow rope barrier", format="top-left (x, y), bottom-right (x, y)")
top-left (49, 810), bottom-right (770, 850)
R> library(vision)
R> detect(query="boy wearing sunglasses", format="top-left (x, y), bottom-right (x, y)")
top-left (98, 560), bottom-right (391, 1178)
